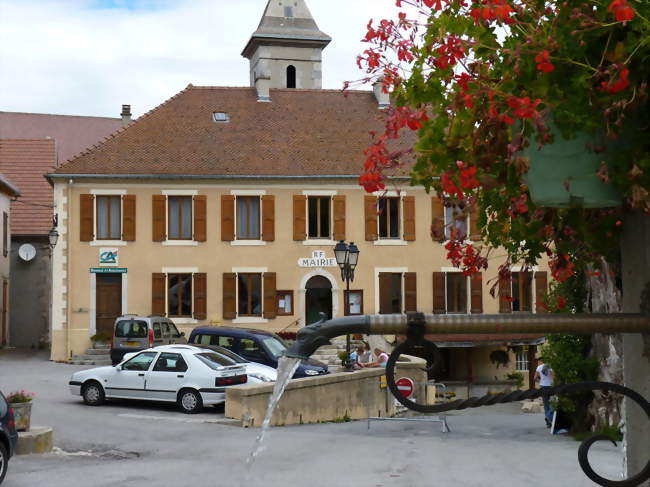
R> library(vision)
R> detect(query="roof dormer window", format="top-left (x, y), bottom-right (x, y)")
top-left (213, 112), bottom-right (230, 123)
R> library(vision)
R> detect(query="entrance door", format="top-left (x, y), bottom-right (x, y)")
top-left (305, 276), bottom-right (332, 325)
top-left (96, 274), bottom-right (122, 336)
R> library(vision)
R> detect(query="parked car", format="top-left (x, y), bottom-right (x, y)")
top-left (70, 345), bottom-right (247, 413)
top-left (188, 327), bottom-right (329, 378)
top-left (110, 315), bottom-right (187, 365)
top-left (0, 390), bottom-right (18, 485)
top-left (191, 344), bottom-right (277, 383)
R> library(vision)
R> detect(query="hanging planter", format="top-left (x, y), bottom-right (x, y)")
top-left (522, 123), bottom-right (622, 209)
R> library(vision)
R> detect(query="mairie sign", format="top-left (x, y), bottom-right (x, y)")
top-left (297, 250), bottom-right (337, 268)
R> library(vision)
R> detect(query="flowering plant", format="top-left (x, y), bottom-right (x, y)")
top-left (354, 0), bottom-right (649, 297)
top-left (6, 390), bottom-right (34, 403)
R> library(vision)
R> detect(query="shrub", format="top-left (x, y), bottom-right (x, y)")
top-left (6, 390), bottom-right (34, 403)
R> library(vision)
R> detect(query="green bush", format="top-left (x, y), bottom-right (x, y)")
top-left (506, 372), bottom-right (524, 389)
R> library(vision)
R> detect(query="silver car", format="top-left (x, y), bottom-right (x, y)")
top-left (110, 315), bottom-right (187, 365)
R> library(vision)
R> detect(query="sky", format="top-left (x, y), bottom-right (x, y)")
top-left (0, 0), bottom-right (399, 118)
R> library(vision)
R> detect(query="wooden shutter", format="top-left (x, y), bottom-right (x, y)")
top-left (262, 195), bottom-right (275, 242)
top-left (470, 273), bottom-right (483, 314)
top-left (333, 195), bottom-right (346, 241)
top-left (293, 195), bottom-right (307, 241)
top-left (263, 272), bottom-right (277, 319)
top-left (221, 195), bottom-right (235, 241)
top-left (152, 273), bottom-right (166, 316)
top-left (499, 274), bottom-right (513, 313)
top-left (535, 271), bottom-right (548, 313)
top-left (364, 195), bottom-right (378, 241)
top-left (469, 204), bottom-right (481, 241)
top-left (403, 196), bottom-right (416, 241)
top-left (378, 273), bottom-right (392, 314)
top-left (404, 272), bottom-right (417, 312)
top-left (223, 273), bottom-right (237, 319)
top-left (431, 197), bottom-right (445, 241)
top-left (80, 194), bottom-right (94, 241)
top-left (432, 272), bottom-right (446, 314)
top-left (122, 194), bottom-right (136, 241)
top-left (193, 195), bottom-right (207, 242)
top-left (193, 273), bottom-right (207, 320)
top-left (152, 195), bottom-right (166, 242)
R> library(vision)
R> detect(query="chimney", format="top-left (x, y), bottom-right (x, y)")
top-left (373, 80), bottom-right (390, 109)
top-left (121, 104), bottom-right (132, 126)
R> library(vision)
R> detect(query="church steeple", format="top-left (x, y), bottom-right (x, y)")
top-left (242, 0), bottom-right (331, 101)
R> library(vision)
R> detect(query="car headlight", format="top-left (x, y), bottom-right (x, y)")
top-left (304, 369), bottom-right (319, 376)
top-left (249, 373), bottom-right (273, 382)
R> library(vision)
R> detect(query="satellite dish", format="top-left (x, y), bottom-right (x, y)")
top-left (18, 243), bottom-right (36, 262)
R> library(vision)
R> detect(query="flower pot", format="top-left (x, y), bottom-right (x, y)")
top-left (522, 124), bottom-right (621, 208)
top-left (10, 401), bottom-right (32, 431)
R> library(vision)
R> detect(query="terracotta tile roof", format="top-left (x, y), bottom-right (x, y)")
top-left (52, 86), bottom-right (414, 177)
top-left (0, 111), bottom-right (121, 165)
top-left (0, 139), bottom-right (55, 235)
top-left (0, 173), bottom-right (20, 198)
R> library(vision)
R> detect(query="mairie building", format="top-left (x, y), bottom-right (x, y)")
top-left (47, 0), bottom-right (549, 392)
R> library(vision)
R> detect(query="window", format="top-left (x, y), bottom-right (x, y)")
top-left (515, 347), bottom-right (529, 371)
top-left (444, 205), bottom-right (468, 240)
top-left (344, 290), bottom-right (363, 315)
top-left (379, 273), bottom-right (402, 314)
top-left (308, 196), bottom-right (331, 238)
top-left (168, 196), bottom-right (192, 240)
top-left (287, 65), bottom-right (296, 88)
top-left (168, 274), bottom-right (192, 317)
top-left (276, 290), bottom-right (293, 316)
top-left (2, 212), bottom-right (7, 257)
top-left (96, 195), bottom-right (121, 240)
top-left (193, 334), bottom-right (235, 349)
top-left (122, 352), bottom-right (157, 371)
top-left (238, 273), bottom-right (262, 316)
top-left (512, 272), bottom-right (533, 312)
top-left (213, 112), bottom-right (230, 123)
top-left (378, 197), bottom-right (400, 238)
top-left (153, 352), bottom-right (188, 372)
top-left (153, 322), bottom-right (162, 339)
top-left (196, 352), bottom-right (238, 369)
top-left (446, 273), bottom-right (468, 313)
top-left (236, 196), bottom-right (260, 239)
top-left (115, 319), bottom-right (148, 338)
top-left (284, 6), bottom-right (294, 17)
top-left (240, 338), bottom-right (265, 362)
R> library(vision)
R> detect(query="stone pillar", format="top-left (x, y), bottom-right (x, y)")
top-left (621, 212), bottom-right (650, 485)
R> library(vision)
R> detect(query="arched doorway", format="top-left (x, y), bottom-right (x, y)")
top-left (305, 275), bottom-right (332, 325)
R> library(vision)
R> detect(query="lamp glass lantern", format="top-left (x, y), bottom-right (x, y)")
top-left (48, 226), bottom-right (59, 250)
top-left (334, 240), bottom-right (349, 269)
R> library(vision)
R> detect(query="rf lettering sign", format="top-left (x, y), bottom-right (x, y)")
top-left (298, 250), bottom-right (337, 268)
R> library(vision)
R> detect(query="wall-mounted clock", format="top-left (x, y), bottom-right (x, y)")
top-left (18, 243), bottom-right (37, 262)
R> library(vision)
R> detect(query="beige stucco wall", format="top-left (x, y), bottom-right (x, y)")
top-left (50, 179), bottom-right (549, 360)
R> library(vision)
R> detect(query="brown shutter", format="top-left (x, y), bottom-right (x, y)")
top-left (221, 195), bottom-right (235, 242)
top-left (499, 274), bottom-right (513, 313)
top-left (470, 273), bottom-right (483, 314)
top-left (262, 195), bottom-right (275, 242)
top-left (263, 272), bottom-right (277, 319)
top-left (379, 273), bottom-right (392, 314)
top-left (364, 195), bottom-right (378, 241)
top-left (469, 204), bottom-right (481, 241)
top-left (193, 273), bottom-right (207, 320)
top-left (431, 197), bottom-right (445, 241)
top-left (80, 194), bottom-right (94, 241)
top-left (404, 272), bottom-right (417, 312)
top-left (122, 194), bottom-right (136, 241)
top-left (193, 195), bottom-right (207, 242)
top-left (535, 271), bottom-right (548, 313)
top-left (403, 196), bottom-right (416, 241)
top-left (433, 272), bottom-right (446, 314)
top-left (152, 273), bottom-right (166, 316)
top-left (152, 195), bottom-right (166, 242)
top-left (332, 195), bottom-right (346, 241)
top-left (293, 195), bottom-right (307, 241)
top-left (223, 273), bottom-right (237, 319)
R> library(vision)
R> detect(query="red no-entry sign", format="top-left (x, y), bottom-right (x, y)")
top-left (396, 377), bottom-right (414, 398)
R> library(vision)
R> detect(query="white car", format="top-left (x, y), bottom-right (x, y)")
top-left (69, 345), bottom-right (252, 413)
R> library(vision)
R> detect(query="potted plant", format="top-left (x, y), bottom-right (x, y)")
top-left (90, 331), bottom-right (112, 349)
top-left (6, 390), bottom-right (34, 432)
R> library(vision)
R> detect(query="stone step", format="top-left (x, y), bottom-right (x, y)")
top-left (86, 348), bottom-right (111, 356)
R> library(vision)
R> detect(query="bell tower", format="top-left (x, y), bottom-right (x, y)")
top-left (242, 0), bottom-right (331, 101)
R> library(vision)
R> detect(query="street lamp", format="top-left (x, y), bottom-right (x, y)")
top-left (48, 225), bottom-right (59, 251)
top-left (334, 240), bottom-right (360, 372)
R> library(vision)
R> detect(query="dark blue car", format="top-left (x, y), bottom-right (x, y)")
top-left (188, 327), bottom-right (329, 378)
top-left (0, 391), bottom-right (18, 485)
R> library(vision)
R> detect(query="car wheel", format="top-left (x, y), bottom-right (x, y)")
top-left (82, 381), bottom-right (105, 406)
top-left (0, 442), bottom-right (8, 485)
top-left (178, 389), bottom-right (203, 414)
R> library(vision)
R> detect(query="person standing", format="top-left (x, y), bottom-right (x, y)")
top-left (535, 359), bottom-right (555, 428)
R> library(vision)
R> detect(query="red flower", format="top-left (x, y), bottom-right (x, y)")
top-left (506, 96), bottom-right (542, 119)
top-left (600, 69), bottom-right (630, 94)
top-left (608, 0), bottom-right (635, 21)
top-left (535, 50), bottom-right (555, 73)
top-left (359, 172), bottom-right (385, 193)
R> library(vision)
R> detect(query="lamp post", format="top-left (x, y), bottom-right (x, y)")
top-left (334, 240), bottom-right (360, 372)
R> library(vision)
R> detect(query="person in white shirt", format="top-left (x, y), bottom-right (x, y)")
top-left (535, 359), bottom-right (555, 428)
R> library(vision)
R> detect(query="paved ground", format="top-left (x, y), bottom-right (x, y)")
top-left (0, 350), bottom-right (625, 487)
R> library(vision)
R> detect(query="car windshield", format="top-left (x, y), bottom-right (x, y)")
top-left (262, 336), bottom-right (286, 359)
top-left (195, 352), bottom-right (238, 370)
top-left (211, 347), bottom-right (248, 364)
top-left (115, 320), bottom-right (148, 338)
